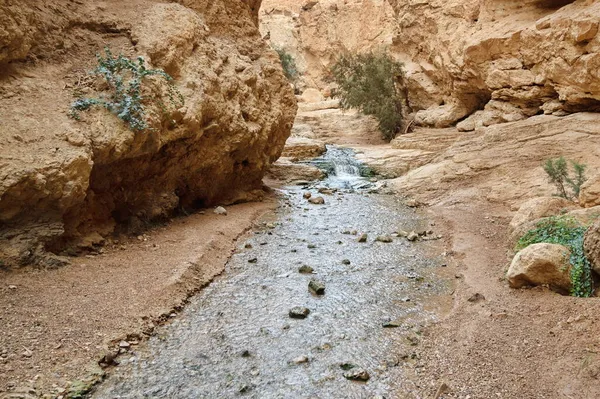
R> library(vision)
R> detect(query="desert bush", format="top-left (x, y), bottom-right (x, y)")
top-left (543, 157), bottom-right (587, 200)
top-left (330, 51), bottom-right (405, 141)
top-left (516, 215), bottom-right (593, 297)
top-left (70, 48), bottom-right (184, 132)
top-left (275, 48), bottom-right (298, 81)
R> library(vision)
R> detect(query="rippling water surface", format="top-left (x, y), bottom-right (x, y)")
top-left (92, 147), bottom-right (449, 399)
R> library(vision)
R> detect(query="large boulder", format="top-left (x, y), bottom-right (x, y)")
top-left (0, 0), bottom-right (297, 268)
top-left (584, 219), bottom-right (600, 275)
top-left (507, 243), bottom-right (572, 293)
top-left (579, 174), bottom-right (600, 208)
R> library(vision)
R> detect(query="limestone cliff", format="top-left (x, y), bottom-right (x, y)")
top-left (261, 0), bottom-right (600, 127)
top-left (0, 0), bottom-right (297, 268)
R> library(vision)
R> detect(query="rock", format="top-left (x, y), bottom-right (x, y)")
top-left (214, 206), bottom-right (228, 215)
top-left (318, 187), bottom-right (335, 195)
top-left (118, 341), bottom-right (131, 349)
top-left (298, 265), bottom-right (314, 274)
top-left (343, 368), bottom-right (370, 382)
top-left (467, 293), bottom-right (485, 303)
top-left (289, 306), bottom-right (310, 319)
top-left (240, 350), bottom-right (251, 357)
top-left (8, 285), bottom-right (17, 290)
top-left (267, 160), bottom-right (325, 183)
top-left (244, 243), bottom-right (253, 249)
top-left (406, 231), bottom-right (419, 242)
top-left (303, 192), bottom-right (312, 199)
top-left (248, 258), bottom-right (258, 263)
top-left (357, 233), bottom-right (368, 243)
top-left (396, 230), bottom-right (409, 238)
top-left (308, 196), bottom-right (325, 205)
top-left (281, 137), bottom-right (326, 160)
top-left (292, 355), bottom-right (309, 364)
top-left (341, 259), bottom-right (351, 265)
top-left (382, 320), bottom-right (402, 328)
top-left (308, 279), bottom-right (326, 295)
top-left (584, 219), bottom-right (600, 275)
top-left (509, 197), bottom-right (577, 233)
top-left (580, 174), bottom-right (600, 208)
top-left (507, 243), bottom-right (572, 293)
top-left (375, 235), bottom-right (393, 243)
top-left (307, 244), bottom-right (316, 249)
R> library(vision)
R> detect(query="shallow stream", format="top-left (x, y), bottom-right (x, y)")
top-left (92, 146), bottom-right (449, 398)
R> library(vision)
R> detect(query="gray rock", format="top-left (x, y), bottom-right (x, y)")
top-left (214, 206), bottom-right (227, 215)
top-left (308, 279), bottom-right (326, 295)
top-left (289, 307), bottom-right (310, 319)
top-left (342, 259), bottom-right (351, 265)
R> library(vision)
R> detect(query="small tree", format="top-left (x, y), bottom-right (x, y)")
top-left (275, 48), bottom-right (298, 82)
top-left (543, 157), bottom-right (587, 200)
top-left (330, 51), bottom-right (406, 141)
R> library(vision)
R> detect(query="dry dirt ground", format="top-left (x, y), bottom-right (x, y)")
top-left (0, 199), bottom-right (276, 397)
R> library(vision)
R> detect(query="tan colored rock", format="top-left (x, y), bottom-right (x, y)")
top-left (579, 174), bottom-right (600, 208)
top-left (0, 0), bottom-right (296, 268)
top-left (507, 243), bottom-right (572, 293)
top-left (509, 197), bottom-right (578, 233)
top-left (281, 137), bottom-right (326, 160)
top-left (266, 159), bottom-right (325, 182)
top-left (584, 218), bottom-right (600, 275)
top-left (298, 88), bottom-right (324, 103)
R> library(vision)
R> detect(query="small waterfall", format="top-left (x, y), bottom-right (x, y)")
top-left (306, 145), bottom-right (370, 189)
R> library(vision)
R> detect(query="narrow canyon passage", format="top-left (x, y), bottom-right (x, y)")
top-left (92, 148), bottom-right (451, 398)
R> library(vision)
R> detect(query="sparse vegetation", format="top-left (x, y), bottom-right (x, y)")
top-left (516, 215), bottom-right (593, 297)
top-left (275, 48), bottom-right (298, 81)
top-left (330, 51), bottom-right (406, 141)
top-left (543, 157), bottom-right (587, 200)
top-left (69, 48), bottom-right (184, 132)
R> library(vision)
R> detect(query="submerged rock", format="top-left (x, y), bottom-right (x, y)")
top-left (308, 279), bottom-right (326, 295)
top-left (343, 368), bottom-right (370, 381)
top-left (308, 196), bottom-right (325, 205)
top-left (289, 307), bottom-right (310, 319)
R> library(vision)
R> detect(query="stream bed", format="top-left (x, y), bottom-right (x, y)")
top-left (92, 146), bottom-right (450, 398)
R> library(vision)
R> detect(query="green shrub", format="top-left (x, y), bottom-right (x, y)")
top-left (330, 51), bottom-right (405, 141)
top-left (70, 48), bottom-right (184, 132)
top-left (516, 215), bottom-right (593, 297)
top-left (543, 157), bottom-right (587, 200)
top-left (275, 48), bottom-right (298, 81)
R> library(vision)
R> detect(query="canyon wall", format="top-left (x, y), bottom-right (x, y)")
top-left (261, 0), bottom-right (600, 127)
top-left (0, 0), bottom-right (297, 268)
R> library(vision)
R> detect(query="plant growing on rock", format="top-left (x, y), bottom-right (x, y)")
top-left (543, 157), bottom-right (587, 200)
top-left (275, 48), bottom-right (299, 82)
top-left (69, 47), bottom-right (184, 132)
top-left (516, 215), bottom-right (593, 297)
top-left (330, 51), bottom-right (406, 141)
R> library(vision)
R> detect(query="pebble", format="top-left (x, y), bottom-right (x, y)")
top-left (308, 279), bottom-right (326, 295)
top-left (244, 243), bottom-right (253, 249)
top-left (467, 293), bottom-right (485, 303)
top-left (119, 341), bottom-right (131, 349)
top-left (8, 285), bottom-right (17, 290)
top-left (343, 368), bottom-right (370, 381)
top-left (303, 192), bottom-right (312, 199)
top-left (214, 206), bottom-right (227, 215)
top-left (357, 233), bottom-right (368, 243)
top-left (308, 196), bottom-right (325, 205)
top-left (307, 244), bottom-right (316, 249)
top-left (342, 259), bottom-right (351, 265)
top-left (406, 231), bottom-right (419, 241)
top-left (375, 235), bottom-right (393, 243)
top-left (292, 355), bottom-right (309, 364)
top-left (298, 265), bottom-right (314, 274)
top-left (289, 307), bottom-right (310, 319)
top-left (248, 258), bottom-right (258, 263)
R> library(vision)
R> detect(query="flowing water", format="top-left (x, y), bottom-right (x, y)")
top-left (92, 146), bottom-right (449, 399)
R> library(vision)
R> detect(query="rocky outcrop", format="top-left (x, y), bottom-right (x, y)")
top-left (389, 0), bottom-right (600, 127)
top-left (507, 243), bottom-right (572, 293)
top-left (0, 0), bottom-right (297, 268)
top-left (509, 197), bottom-right (578, 233)
top-left (262, 0), bottom-right (600, 128)
top-left (579, 174), bottom-right (600, 208)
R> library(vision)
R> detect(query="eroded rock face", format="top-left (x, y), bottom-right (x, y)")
top-left (509, 197), bottom-right (578, 233)
top-left (262, 0), bottom-right (600, 128)
top-left (0, 0), bottom-right (297, 268)
top-left (507, 243), bottom-right (572, 293)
